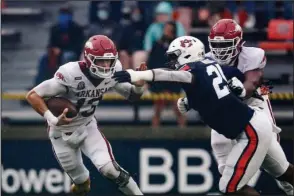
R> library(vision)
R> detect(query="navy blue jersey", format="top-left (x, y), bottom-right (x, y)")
top-left (181, 58), bottom-right (254, 139)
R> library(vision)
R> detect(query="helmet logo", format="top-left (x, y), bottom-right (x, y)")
top-left (235, 24), bottom-right (241, 32)
top-left (180, 39), bottom-right (192, 48)
top-left (85, 41), bottom-right (93, 49)
top-left (55, 72), bottom-right (65, 82)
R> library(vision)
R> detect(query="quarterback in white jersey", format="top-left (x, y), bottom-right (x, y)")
top-left (26, 35), bottom-right (143, 195)
top-left (178, 19), bottom-right (293, 194)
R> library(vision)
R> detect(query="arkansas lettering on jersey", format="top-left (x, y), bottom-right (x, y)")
top-left (52, 60), bottom-right (123, 130)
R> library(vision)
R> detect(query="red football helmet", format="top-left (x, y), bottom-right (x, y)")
top-left (208, 19), bottom-right (244, 65)
top-left (84, 35), bottom-right (118, 78)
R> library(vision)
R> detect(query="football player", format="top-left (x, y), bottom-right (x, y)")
top-left (26, 35), bottom-right (144, 195)
top-left (177, 19), bottom-right (294, 195)
top-left (112, 35), bottom-right (274, 195)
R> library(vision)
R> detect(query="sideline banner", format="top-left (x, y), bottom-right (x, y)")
top-left (2, 139), bottom-right (293, 195)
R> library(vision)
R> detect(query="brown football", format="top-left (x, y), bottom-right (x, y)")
top-left (46, 97), bottom-right (78, 118)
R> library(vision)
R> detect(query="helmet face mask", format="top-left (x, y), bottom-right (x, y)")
top-left (166, 49), bottom-right (182, 69)
top-left (208, 19), bottom-right (243, 65)
top-left (209, 37), bottom-right (241, 65)
top-left (87, 53), bottom-right (116, 78)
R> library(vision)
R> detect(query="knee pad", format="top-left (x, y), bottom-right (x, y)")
top-left (57, 152), bottom-right (78, 172)
top-left (70, 165), bottom-right (90, 184)
top-left (100, 161), bottom-right (130, 188)
top-left (56, 152), bottom-right (89, 184)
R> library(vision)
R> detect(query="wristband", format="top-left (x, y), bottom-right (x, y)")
top-left (44, 110), bottom-right (58, 125)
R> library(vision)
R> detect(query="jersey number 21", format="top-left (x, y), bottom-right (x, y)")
top-left (206, 62), bottom-right (230, 99)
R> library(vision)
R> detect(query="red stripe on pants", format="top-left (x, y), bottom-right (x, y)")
top-left (227, 124), bottom-right (258, 193)
top-left (266, 99), bottom-right (276, 125)
top-left (100, 130), bottom-right (115, 162)
top-left (266, 99), bottom-right (280, 142)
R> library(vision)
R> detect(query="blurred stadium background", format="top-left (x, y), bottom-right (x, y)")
top-left (1, 0), bottom-right (293, 195)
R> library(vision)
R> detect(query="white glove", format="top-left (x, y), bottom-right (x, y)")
top-left (228, 77), bottom-right (246, 98)
top-left (62, 129), bottom-right (88, 148)
top-left (177, 97), bottom-right (190, 114)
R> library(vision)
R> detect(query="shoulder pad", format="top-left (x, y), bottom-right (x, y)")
top-left (239, 47), bottom-right (266, 72)
top-left (54, 62), bottom-right (79, 87)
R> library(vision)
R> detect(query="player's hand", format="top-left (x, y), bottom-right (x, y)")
top-left (228, 77), bottom-right (246, 98)
top-left (177, 97), bottom-right (190, 114)
top-left (56, 108), bottom-right (73, 126)
top-left (260, 79), bottom-right (273, 95)
top-left (134, 62), bottom-right (147, 87)
top-left (112, 69), bottom-right (141, 83)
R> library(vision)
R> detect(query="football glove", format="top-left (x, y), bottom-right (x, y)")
top-left (177, 97), bottom-right (190, 114)
top-left (228, 77), bottom-right (246, 98)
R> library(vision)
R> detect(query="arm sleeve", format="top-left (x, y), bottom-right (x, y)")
top-left (140, 69), bottom-right (193, 83)
top-left (113, 60), bottom-right (144, 99)
top-left (153, 69), bottom-right (193, 83)
top-left (34, 78), bottom-right (67, 98)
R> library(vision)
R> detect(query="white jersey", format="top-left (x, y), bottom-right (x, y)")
top-left (206, 46), bottom-right (267, 107)
top-left (35, 60), bottom-right (136, 132)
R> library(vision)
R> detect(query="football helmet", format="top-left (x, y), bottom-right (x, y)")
top-left (166, 36), bottom-right (205, 70)
top-left (208, 19), bottom-right (244, 65)
top-left (84, 35), bottom-right (118, 78)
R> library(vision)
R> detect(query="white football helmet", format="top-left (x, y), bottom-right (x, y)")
top-left (166, 36), bottom-right (205, 69)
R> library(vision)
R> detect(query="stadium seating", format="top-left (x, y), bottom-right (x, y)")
top-left (259, 19), bottom-right (294, 51)
top-left (1, 28), bottom-right (21, 45)
top-left (1, 7), bottom-right (44, 22)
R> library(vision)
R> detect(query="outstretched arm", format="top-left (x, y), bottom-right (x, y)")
top-left (113, 69), bottom-right (194, 84)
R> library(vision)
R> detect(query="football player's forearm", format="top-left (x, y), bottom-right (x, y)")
top-left (114, 83), bottom-right (144, 102)
top-left (244, 69), bottom-right (263, 98)
top-left (243, 82), bottom-right (257, 98)
top-left (128, 85), bottom-right (144, 102)
top-left (26, 90), bottom-right (49, 116)
top-left (26, 79), bottom-right (67, 123)
top-left (139, 69), bottom-right (193, 83)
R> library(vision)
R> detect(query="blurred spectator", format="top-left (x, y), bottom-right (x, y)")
top-left (118, 3), bottom-right (147, 69)
top-left (144, 1), bottom-right (186, 52)
top-left (147, 21), bottom-right (186, 128)
top-left (227, 1), bottom-right (256, 28)
top-left (34, 5), bottom-right (84, 86)
top-left (1, 0), bottom-right (6, 9)
top-left (207, 1), bottom-right (226, 27)
top-left (266, 1), bottom-right (294, 21)
top-left (87, 2), bottom-right (121, 45)
top-left (89, 1), bottom-right (121, 23)
top-left (119, 1), bottom-right (138, 27)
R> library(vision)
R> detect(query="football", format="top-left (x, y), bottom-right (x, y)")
top-left (46, 97), bottom-right (78, 118)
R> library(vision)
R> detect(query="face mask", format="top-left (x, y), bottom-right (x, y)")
top-left (58, 13), bottom-right (72, 29)
top-left (97, 10), bottom-right (109, 20)
top-left (131, 13), bottom-right (141, 22)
